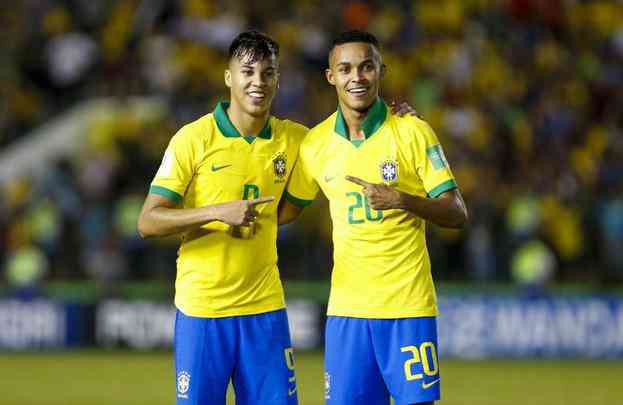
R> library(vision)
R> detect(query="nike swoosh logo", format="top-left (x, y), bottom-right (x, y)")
top-left (288, 388), bottom-right (297, 396)
top-left (324, 175), bottom-right (336, 182)
top-left (211, 164), bottom-right (231, 172)
top-left (422, 378), bottom-right (440, 389)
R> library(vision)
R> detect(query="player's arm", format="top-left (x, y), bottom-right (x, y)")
top-left (137, 193), bottom-right (274, 238)
top-left (278, 197), bottom-right (305, 225)
top-left (278, 142), bottom-right (317, 224)
top-left (389, 100), bottom-right (420, 118)
top-left (345, 176), bottom-right (468, 228)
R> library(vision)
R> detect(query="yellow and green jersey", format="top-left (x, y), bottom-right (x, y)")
top-left (286, 98), bottom-right (457, 318)
top-left (150, 102), bottom-right (307, 317)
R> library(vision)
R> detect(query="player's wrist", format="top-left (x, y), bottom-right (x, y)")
top-left (205, 204), bottom-right (224, 223)
top-left (393, 190), bottom-right (407, 209)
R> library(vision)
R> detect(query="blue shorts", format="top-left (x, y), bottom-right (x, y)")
top-left (174, 309), bottom-right (298, 405)
top-left (325, 316), bottom-right (440, 405)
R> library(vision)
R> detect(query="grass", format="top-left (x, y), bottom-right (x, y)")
top-left (1, 350), bottom-right (621, 404)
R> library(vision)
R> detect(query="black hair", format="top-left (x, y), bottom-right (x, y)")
top-left (329, 30), bottom-right (382, 65)
top-left (331, 30), bottom-right (380, 50)
top-left (228, 30), bottom-right (279, 64)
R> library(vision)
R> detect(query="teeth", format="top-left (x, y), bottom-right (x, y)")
top-left (349, 88), bottom-right (366, 93)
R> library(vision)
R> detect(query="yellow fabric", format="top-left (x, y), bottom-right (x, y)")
top-left (287, 105), bottom-right (456, 318)
top-left (151, 106), bottom-right (307, 317)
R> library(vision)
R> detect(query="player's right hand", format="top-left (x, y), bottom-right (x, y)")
top-left (215, 196), bottom-right (274, 226)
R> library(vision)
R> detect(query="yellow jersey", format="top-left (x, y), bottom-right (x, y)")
top-left (286, 98), bottom-right (457, 318)
top-left (150, 102), bottom-right (308, 317)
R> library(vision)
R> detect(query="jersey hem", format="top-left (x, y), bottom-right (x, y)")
top-left (175, 302), bottom-right (286, 318)
top-left (327, 308), bottom-right (439, 319)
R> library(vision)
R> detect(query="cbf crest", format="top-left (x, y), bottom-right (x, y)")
top-left (177, 371), bottom-right (191, 399)
top-left (273, 152), bottom-right (287, 183)
top-left (379, 159), bottom-right (399, 184)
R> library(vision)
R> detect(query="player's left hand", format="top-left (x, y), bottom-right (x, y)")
top-left (390, 100), bottom-right (420, 118)
top-left (345, 175), bottom-right (402, 210)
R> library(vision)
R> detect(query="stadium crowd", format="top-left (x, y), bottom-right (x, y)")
top-left (1, 0), bottom-right (622, 293)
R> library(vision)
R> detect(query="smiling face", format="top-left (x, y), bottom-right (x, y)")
top-left (225, 54), bottom-right (279, 117)
top-left (326, 42), bottom-right (383, 114)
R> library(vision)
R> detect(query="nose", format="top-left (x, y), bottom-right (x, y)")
top-left (252, 71), bottom-right (266, 87)
top-left (352, 67), bottom-right (367, 82)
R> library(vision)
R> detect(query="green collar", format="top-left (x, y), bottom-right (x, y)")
top-left (334, 97), bottom-right (387, 147)
top-left (214, 101), bottom-right (272, 144)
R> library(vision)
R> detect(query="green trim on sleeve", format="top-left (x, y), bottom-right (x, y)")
top-left (427, 179), bottom-right (457, 198)
top-left (285, 190), bottom-right (313, 207)
top-left (149, 185), bottom-right (183, 204)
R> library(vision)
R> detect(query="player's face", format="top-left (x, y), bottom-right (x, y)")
top-left (326, 42), bottom-right (383, 113)
top-left (225, 54), bottom-right (279, 117)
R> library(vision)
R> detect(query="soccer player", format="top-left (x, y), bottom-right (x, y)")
top-left (137, 31), bottom-right (305, 405)
top-left (279, 31), bottom-right (468, 405)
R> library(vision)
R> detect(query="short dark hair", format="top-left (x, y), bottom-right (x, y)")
top-left (228, 30), bottom-right (279, 64)
top-left (331, 30), bottom-right (380, 50)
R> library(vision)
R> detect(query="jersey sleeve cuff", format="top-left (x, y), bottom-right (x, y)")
top-left (427, 179), bottom-right (457, 198)
top-left (149, 185), bottom-right (183, 204)
top-left (285, 190), bottom-right (313, 207)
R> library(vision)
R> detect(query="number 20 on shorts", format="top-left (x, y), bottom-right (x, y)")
top-left (400, 342), bottom-right (439, 381)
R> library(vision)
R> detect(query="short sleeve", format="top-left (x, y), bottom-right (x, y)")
top-left (414, 121), bottom-right (457, 198)
top-left (149, 126), bottom-right (196, 205)
top-left (285, 147), bottom-right (319, 207)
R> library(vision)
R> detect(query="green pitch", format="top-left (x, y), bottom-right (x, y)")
top-left (1, 350), bottom-right (620, 404)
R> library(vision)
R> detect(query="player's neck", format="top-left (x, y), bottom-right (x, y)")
top-left (339, 101), bottom-right (371, 141)
top-left (226, 102), bottom-right (269, 137)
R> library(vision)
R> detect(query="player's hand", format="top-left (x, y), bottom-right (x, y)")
top-left (390, 100), bottom-right (420, 118)
top-left (345, 176), bottom-right (402, 210)
top-left (215, 196), bottom-right (274, 226)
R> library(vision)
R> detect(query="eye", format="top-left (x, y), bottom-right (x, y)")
top-left (338, 66), bottom-right (349, 73)
top-left (241, 70), bottom-right (253, 76)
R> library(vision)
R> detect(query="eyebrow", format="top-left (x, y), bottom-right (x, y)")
top-left (239, 64), bottom-right (277, 72)
top-left (335, 58), bottom-right (375, 67)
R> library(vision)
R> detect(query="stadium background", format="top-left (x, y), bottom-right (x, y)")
top-left (1, 0), bottom-right (622, 404)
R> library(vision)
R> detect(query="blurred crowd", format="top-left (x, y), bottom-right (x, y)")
top-left (1, 0), bottom-right (623, 294)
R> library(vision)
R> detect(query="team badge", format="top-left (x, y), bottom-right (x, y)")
top-left (379, 159), bottom-right (399, 184)
top-left (273, 152), bottom-right (287, 183)
top-left (177, 371), bottom-right (191, 398)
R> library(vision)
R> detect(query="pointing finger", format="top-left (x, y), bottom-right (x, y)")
top-left (345, 176), bottom-right (372, 187)
top-left (248, 196), bottom-right (275, 206)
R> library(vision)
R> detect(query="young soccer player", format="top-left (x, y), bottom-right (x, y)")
top-left (137, 31), bottom-right (305, 405)
top-left (279, 31), bottom-right (468, 405)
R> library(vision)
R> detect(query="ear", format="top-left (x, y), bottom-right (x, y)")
top-left (325, 68), bottom-right (335, 85)
top-left (380, 63), bottom-right (386, 79)
top-left (224, 69), bottom-right (232, 88)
